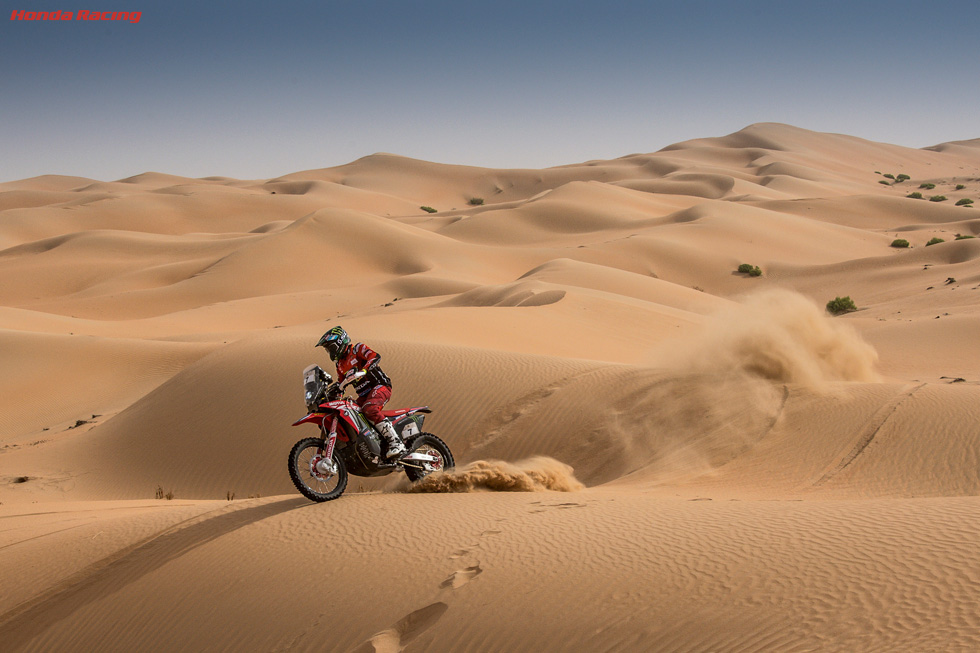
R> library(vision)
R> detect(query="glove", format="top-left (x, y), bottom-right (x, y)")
top-left (344, 369), bottom-right (366, 383)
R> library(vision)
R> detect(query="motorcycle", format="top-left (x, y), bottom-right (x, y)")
top-left (287, 364), bottom-right (454, 502)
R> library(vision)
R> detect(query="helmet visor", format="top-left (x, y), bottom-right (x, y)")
top-left (324, 339), bottom-right (344, 360)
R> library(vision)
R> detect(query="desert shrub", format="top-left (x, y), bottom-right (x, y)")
top-left (890, 239), bottom-right (910, 248)
top-left (883, 173), bottom-right (895, 180)
top-left (420, 206), bottom-right (437, 213)
top-left (920, 183), bottom-right (936, 189)
top-left (748, 266), bottom-right (762, 277)
top-left (826, 296), bottom-right (857, 316)
top-left (955, 198), bottom-right (973, 206)
top-left (878, 180), bottom-right (891, 185)
top-left (906, 192), bottom-right (923, 199)
top-left (956, 184), bottom-right (966, 190)
top-left (155, 486), bottom-right (175, 500)
top-left (926, 237), bottom-right (945, 246)
top-left (896, 174), bottom-right (911, 182)
top-left (737, 263), bottom-right (754, 273)
top-left (955, 234), bottom-right (976, 240)
top-left (468, 197), bottom-right (484, 206)
top-left (929, 195), bottom-right (948, 202)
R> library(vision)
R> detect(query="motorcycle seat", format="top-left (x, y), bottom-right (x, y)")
top-left (382, 406), bottom-right (431, 419)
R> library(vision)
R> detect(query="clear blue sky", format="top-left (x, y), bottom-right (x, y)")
top-left (2, 0), bottom-right (978, 182)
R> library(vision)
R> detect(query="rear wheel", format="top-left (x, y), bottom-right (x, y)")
top-left (404, 433), bottom-right (454, 483)
top-left (288, 437), bottom-right (348, 502)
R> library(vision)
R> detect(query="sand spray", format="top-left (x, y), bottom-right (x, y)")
top-left (403, 456), bottom-right (584, 493)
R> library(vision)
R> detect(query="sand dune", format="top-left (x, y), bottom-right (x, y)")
top-left (3, 123), bottom-right (980, 651)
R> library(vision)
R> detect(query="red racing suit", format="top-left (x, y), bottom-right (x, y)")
top-left (334, 342), bottom-right (392, 424)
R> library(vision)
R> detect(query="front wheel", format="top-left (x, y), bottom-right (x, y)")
top-left (288, 437), bottom-right (348, 502)
top-left (404, 433), bottom-right (454, 483)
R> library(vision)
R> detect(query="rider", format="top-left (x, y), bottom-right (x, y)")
top-left (315, 326), bottom-right (407, 459)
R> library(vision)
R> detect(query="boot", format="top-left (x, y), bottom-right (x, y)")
top-left (375, 419), bottom-right (406, 459)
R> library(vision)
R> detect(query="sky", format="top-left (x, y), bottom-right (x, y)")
top-left (2, 0), bottom-right (979, 182)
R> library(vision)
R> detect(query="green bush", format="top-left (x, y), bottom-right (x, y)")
top-left (955, 198), bottom-right (973, 206)
top-left (420, 206), bottom-right (437, 213)
top-left (878, 180), bottom-right (892, 186)
top-left (906, 192), bottom-right (923, 199)
top-left (826, 296), bottom-right (857, 316)
top-left (956, 184), bottom-right (966, 190)
top-left (896, 174), bottom-right (911, 182)
top-left (748, 266), bottom-right (762, 277)
top-left (920, 183), bottom-right (936, 189)
top-left (929, 195), bottom-right (948, 202)
top-left (890, 239), bottom-right (910, 248)
top-left (468, 197), bottom-right (484, 206)
top-left (926, 237), bottom-right (945, 246)
top-left (883, 173), bottom-right (896, 180)
top-left (737, 263), bottom-right (762, 276)
top-left (955, 234), bottom-right (976, 240)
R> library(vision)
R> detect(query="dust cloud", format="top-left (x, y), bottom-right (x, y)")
top-left (656, 289), bottom-right (879, 387)
top-left (601, 289), bottom-right (883, 482)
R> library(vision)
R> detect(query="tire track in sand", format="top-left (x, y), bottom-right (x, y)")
top-left (0, 497), bottom-right (308, 651)
top-left (813, 383), bottom-right (926, 487)
top-left (470, 367), bottom-right (607, 451)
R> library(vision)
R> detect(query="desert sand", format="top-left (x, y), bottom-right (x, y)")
top-left (1, 123), bottom-right (979, 651)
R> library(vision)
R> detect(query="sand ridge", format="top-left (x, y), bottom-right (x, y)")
top-left (2, 123), bottom-right (980, 651)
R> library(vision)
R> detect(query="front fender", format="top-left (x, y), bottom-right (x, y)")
top-left (292, 413), bottom-right (325, 427)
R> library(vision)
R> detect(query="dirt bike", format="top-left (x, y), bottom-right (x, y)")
top-left (287, 364), bottom-right (454, 502)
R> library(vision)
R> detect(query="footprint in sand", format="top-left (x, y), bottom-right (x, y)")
top-left (449, 528), bottom-right (502, 559)
top-left (448, 548), bottom-right (471, 560)
top-left (354, 530), bottom-right (494, 651)
top-left (350, 602), bottom-right (448, 653)
top-left (440, 564), bottom-right (482, 590)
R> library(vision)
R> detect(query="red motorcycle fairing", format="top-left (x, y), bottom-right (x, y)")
top-left (292, 401), bottom-right (430, 460)
top-left (292, 398), bottom-right (367, 441)
top-left (294, 407), bottom-right (428, 430)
